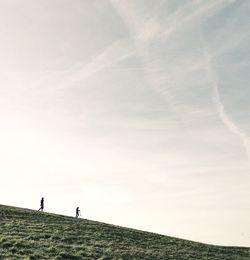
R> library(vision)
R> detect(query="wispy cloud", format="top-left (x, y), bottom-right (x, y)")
top-left (111, 0), bottom-right (235, 43)
top-left (70, 39), bottom-right (134, 83)
top-left (160, 0), bottom-right (233, 40)
top-left (109, 0), bottom-right (237, 110)
top-left (203, 44), bottom-right (250, 167)
top-left (44, 38), bottom-right (135, 91)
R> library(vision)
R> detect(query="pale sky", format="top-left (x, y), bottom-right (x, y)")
top-left (0, 0), bottom-right (250, 247)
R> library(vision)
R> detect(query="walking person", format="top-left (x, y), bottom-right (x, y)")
top-left (76, 207), bottom-right (81, 218)
top-left (38, 197), bottom-right (44, 212)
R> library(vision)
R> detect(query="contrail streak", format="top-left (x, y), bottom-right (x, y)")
top-left (204, 47), bottom-right (250, 167)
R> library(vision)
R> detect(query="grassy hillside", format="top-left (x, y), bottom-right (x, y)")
top-left (0, 204), bottom-right (249, 259)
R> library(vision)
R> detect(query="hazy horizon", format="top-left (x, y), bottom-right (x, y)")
top-left (0, 0), bottom-right (250, 247)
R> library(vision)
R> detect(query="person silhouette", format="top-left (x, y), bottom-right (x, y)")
top-left (38, 197), bottom-right (44, 211)
top-left (76, 207), bottom-right (81, 218)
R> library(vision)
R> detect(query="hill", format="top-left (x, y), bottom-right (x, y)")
top-left (0, 204), bottom-right (249, 259)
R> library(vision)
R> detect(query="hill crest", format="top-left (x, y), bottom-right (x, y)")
top-left (0, 204), bottom-right (249, 259)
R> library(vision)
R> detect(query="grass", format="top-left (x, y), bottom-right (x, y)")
top-left (0, 204), bottom-right (249, 259)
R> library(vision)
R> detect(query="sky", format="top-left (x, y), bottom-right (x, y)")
top-left (0, 0), bottom-right (250, 246)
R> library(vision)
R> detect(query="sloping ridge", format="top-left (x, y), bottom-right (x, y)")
top-left (0, 204), bottom-right (249, 259)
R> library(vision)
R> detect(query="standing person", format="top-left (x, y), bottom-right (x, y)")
top-left (76, 207), bottom-right (81, 218)
top-left (38, 197), bottom-right (44, 211)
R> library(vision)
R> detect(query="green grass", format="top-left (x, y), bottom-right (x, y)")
top-left (0, 204), bottom-right (249, 259)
